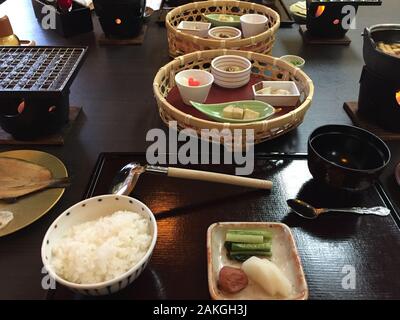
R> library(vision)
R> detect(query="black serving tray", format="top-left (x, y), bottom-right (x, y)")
top-left (46, 153), bottom-right (400, 300)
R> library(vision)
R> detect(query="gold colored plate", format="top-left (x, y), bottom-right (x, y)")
top-left (0, 150), bottom-right (67, 237)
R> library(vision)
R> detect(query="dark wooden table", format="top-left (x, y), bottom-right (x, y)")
top-left (0, 0), bottom-right (399, 299)
top-left (47, 153), bottom-right (400, 300)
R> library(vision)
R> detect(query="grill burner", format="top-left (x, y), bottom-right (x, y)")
top-left (359, 24), bottom-right (400, 132)
top-left (358, 66), bottom-right (400, 132)
top-left (0, 46), bottom-right (87, 140)
top-left (93, 0), bottom-right (146, 39)
top-left (306, 0), bottom-right (382, 39)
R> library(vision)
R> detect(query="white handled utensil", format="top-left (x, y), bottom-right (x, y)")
top-left (111, 162), bottom-right (272, 196)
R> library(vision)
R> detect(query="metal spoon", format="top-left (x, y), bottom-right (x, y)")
top-left (110, 162), bottom-right (273, 196)
top-left (287, 199), bottom-right (390, 220)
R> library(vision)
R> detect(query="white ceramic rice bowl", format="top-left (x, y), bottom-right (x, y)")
top-left (41, 194), bottom-right (157, 296)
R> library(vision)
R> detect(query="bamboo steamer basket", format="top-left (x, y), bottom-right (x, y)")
top-left (166, 0), bottom-right (280, 57)
top-left (153, 49), bottom-right (314, 146)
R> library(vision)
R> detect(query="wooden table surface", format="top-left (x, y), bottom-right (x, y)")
top-left (0, 0), bottom-right (399, 299)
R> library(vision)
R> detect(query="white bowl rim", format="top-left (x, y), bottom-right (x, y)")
top-left (211, 55), bottom-right (252, 74)
top-left (41, 194), bottom-right (158, 289)
top-left (208, 26), bottom-right (242, 39)
top-left (175, 69), bottom-right (214, 89)
top-left (240, 13), bottom-right (269, 24)
top-left (209, 26), bottom-right (241, 32)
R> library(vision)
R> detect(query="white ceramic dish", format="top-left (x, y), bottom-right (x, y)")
top-left (177, 21), bottom-right (211, 38)
top-left (252, 81), bottom-right (300, 107)
top-left (280, 55), bottom-right (305, 69)
top-left (207, 222), bottom-right (308, 300)
top-left (41, 194), bottom-right (158, 296)
top-left (208, 26), bottom-right (242, 40)
top-left (211, 55), bottom-right (251, 89)
top-left (175, 69), bottom-right (214, 105)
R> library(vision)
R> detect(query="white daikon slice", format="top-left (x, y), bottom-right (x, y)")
top-left (242, 256), bottom-right (292, 297)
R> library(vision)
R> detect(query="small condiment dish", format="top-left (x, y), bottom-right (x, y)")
top-left (204, 14), bottom-right (241, 28)
top-left (280, 55), bottom-right (305, 69)
top-left (190, 100), bottom-right (275, 123)
top-left (207, 222), bottom-right (308, 300)
top-left (211, 55), bottom-right (251, 89)
top-left (208, 26), bottom-right (242, 40)
top-left (177, 21), bottom-right (211, 38)
top-left (252, 81), bottom-right (300, 107)
top-left (175, 69), bottom-right (214, 105)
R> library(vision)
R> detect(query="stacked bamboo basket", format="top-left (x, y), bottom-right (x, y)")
top-left (166, 0), bottom-right (280, 57)
top-left (153, 49), bottom-right (314, 146)
top-left (154, 1), bottom-right (314, 146)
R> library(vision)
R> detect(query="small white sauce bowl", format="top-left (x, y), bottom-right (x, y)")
top-left (175, 69), bottom-right (214, 105)
top-left (280, 55), bottom-right (305, 69)
top-left (211, 55), bottom-right (252, 89)
top-left (208, 26), bottom-right (242, 40)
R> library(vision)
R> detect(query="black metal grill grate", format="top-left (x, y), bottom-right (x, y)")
top-left (0, 47), bottom-right (86, 92)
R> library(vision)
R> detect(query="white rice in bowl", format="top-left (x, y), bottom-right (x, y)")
top-left (51, 210), bottom-right (152, 284)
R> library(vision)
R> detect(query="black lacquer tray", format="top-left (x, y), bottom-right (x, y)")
top-left (46, 153), bottom-right (400, 300)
